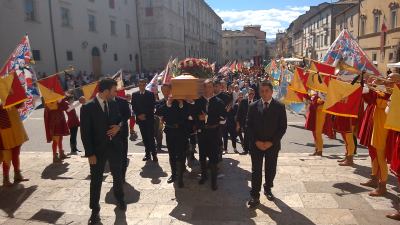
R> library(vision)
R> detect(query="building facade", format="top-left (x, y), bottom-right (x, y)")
top-left (359, 0), bottom-right (400, 74)
top-left (243, 25), bottom-right (267, 61)
top-left (137, 0), bottom-right (223, 72)
top-left (222, 30), bottom-right (257, 63)
top-left (0, 0), bottom-right (141, 78)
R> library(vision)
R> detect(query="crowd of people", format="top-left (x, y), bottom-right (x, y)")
top-left (1, 63), bottom-right (400, 223)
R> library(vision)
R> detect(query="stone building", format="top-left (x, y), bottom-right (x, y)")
top-left (136, 0), bottom-right (223, 72)
top-left (0, 0), bottom-right (141, 78)
top-left (359, 0), bottom-right (400, 74)
top-left (334, 2), bottom-right (359, 39)
top-left (243, 25), bottom-right (267, 63)
top-left (222, 30), bottom-right (258, 63)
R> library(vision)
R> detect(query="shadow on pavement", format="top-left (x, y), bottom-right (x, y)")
top-left (41, 163), bottom-right (72, 180)
top-left (0, 184), bottom-right (37, 217)
top-left (139, 161), bottom-right (168, 184)
top-left (105, 182), bottom-right (140, 205)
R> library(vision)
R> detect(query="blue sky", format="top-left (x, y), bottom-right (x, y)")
top-left (205, 0), bottom-right (332, 38)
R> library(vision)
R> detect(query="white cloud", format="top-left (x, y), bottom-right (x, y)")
top-left (216, 6), bottom-right (309, 39)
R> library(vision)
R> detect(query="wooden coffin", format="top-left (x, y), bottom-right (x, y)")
top-left (171, 75), bottom-right (204, 99)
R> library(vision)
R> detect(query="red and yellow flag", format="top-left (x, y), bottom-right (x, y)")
top-left (283, 87), bottom-right (306, 104)
top-left (289, 67), bottom-right (309, 94)
top-left (322, 79), bottom-right (362, 118)
top-left (307, 61), bottom-right (336, 93)
top-left (81, 82), bottom-right (99, 101)
top-left (0, 72), bottom-right (28, 108)
top-left (385, 85), bottom-right (400, 131)
top-left (37, 75), bottom-right (65, 104)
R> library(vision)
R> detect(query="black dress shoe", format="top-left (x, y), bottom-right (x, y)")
top-left (264, 190), bottom-right (275, 201)
top-left (167, 175), bottom-right (176, 184)
top-left (88, 212), bottom-right (100, 225)
top-left (247, 197), bottom-right (260, 208)
top-left (152, 154), bottom-right (158, 162)
top-left (117, 201), bottom-right (127, 211)
top-left (142, 155), bottom-right (151, 161)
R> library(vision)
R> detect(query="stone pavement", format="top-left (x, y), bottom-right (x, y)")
top-left (0, 152), bottom-right (399, 225)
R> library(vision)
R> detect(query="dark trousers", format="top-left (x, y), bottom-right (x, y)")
top-left (250, 147), bottom-right (279, 199)
top-left (198, 128), bottom-right (219, 166)
top-left (138, 119), bottom-right (156, 156)
top-left (218, 124), bottom-right (226, 160)
top-left (90, 148), bottom-right (124, 213)
top-left (243, 129), bottom-right (250, 153)
top-left (69, 126), bottom-right (78, 151)
top-left (237, 130), bottom-right (244, 145)
top-left (121, 137), bottom-right (128, 181)
top-left (223, 123), bottom-right (237, 150)
top-left (165, 128), bottom-right (186, 176)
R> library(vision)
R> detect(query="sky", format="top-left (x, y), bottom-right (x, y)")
top-left (205, 0), bottom-right (332, 39)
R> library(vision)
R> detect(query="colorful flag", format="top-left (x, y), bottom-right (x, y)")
top-left (162, 59), bottom-right (173, 85)
top-left (0, 72), bottom-right (27, 108)
top-left (37, 75), bottom-right (65, 104)
top-left (230, 60), bottom-right (237, 73)
top-left (145, 73), bottom-right (160, 94)
top-left (81, 82), bottom-right (99, 101)
top-left (306, 61), bottom-right (335, 93)
top-left (384, 85), bottom-right (400, 131)
top-left (112, 69), bottom-right (124, 90)
top-left (283, 87), bottom-right (305, 104)
top-left (0, 35), bottom-right (40, 120)
top-left (289, 67), bottom-right (309, 94)
top-left (322, 79), bottom-right (362, 118)
top-left (323, 29), bottom-right (381, 77)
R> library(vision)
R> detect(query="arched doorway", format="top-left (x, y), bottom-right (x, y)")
top-left (91, 47), bottom-right (102, 79)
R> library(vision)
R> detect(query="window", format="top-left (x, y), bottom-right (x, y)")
top-left (235, 50), bottom-right (238, 56)
top-left (389, 52), bottom-right (394, 61)
top-left (246, 49), bottom-right (249, 55)
top-left (32, 50), bottom-right (41, 61)
top-left (146, 0), bottom-right (153, 16)
top-left (114, 53), bottom-right (118, 61)
top-left (111, 20), bottom-right (116, 35)
top-left (24, 0), bottom-right (35, 21)
top-left (126, 24), bottom-right (131, 38)
top-left (391, 10), bottom-right (397, 29)
top-left (89, 14), bottom-right (96, 32)
top-left (350, 15), bottom-right (354, 27)
top-left (61, 7), bottom-right (71, 27)
top-left (324, 33), bottom-right (329, 46)
top-left (361, 17), bottom-right (366, 35)
top-left (109, 0), bottom-right (115, 9)
top-left (225, 51), bottom-right (228, 56)
top-left (372, 53), bottom-right (377, 61)
top-left (129, 54), bottom-right (133, 61)
top-left (66, 51), bottom-right (73, 61)
top-left (374, 15), bottom-right (380, 33)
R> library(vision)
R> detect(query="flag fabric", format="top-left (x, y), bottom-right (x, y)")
top-left (289, 67), bottom-right (309, 94)
top-left (145, 73), bottom-right (160, 94)
top-left (112, 69), bottom-right (124, 90)
top-left (283, 87), bottom-right (305, 104)
top-left (322, 79), bottom-right (362, 118)
top-left (210, 62), bottom-right (216, 73)
top-left (81, 82), bottom-right (99, 101)
top-left (385, 85), bottom-right (400, 131)
top-left (230, 61), bottom-right (237, 73)
top-left (306, 61), bottom-right (335, 93)
top-left (0, 35), bottom-right (40, 120)
top-left (0, 72), bottom-right (27, 108)
top-left (162, 59), bottom-right (173, 85)
top-left (37, 75), bottom-right (65, 104)
top-left (323, 29), bottom-right (381, 77)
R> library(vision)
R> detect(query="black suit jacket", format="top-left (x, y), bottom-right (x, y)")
top-left (246, 98), bottom-right (287, 151)
top-left (115, 97), bottom-right (131, 138)
top-left (236, 98), bottom-right (252, 128)
top-left (80, 97), bottom-right (123, 157)
top-left (131, 90), bottom-right (155, 123)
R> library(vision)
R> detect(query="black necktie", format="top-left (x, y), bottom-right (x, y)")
top-left (104, 101), bottom-right (109, 118)
top-left (264, 102), bottom-right (269, 112)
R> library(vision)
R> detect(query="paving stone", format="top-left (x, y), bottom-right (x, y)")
top-left (300, 193), bottom-right (339, 209)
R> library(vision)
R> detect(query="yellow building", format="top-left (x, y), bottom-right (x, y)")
top-left (359, 0), bottom-right (400, 75)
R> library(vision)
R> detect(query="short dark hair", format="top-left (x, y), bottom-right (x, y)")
top-left (98, 78), bottom-right (117, 92)
top-left (138, 78), bottom-right (147, 83)
top-left (260, 79), bottom-right (273, 91)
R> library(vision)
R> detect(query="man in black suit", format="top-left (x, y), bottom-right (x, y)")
top-left (131, 79), bottom-right (157, 162)
top-left (80, 78), bottom-right (126, 224)
top-left (194, 79), bottom-right (226, 190)
top-left (213, 80), bottom-right (230, 157)
top-left (236, 88), bottom-right (255, 155)
top-left (246, 80), bottom-right (287, 208)
top-left (111, 92), bottom-right (131, 183)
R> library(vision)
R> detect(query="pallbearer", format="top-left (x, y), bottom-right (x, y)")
top-left (156, 84), bottom-right (191, 188)
top-left (193, 79), bottom-right (226, 191)
top-left (0, 104), bottom-right (29, 186)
